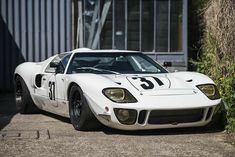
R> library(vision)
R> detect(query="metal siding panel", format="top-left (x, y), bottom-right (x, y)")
top-left (66, 0), bottom-right (71, 50)
top-left (38, 0), bottom-right (42, 61)
top-left (51, 0), bottom-right (54, 55)
top-left (112, 0), bottom-right (115, 48)
top-left (6, 0), bottom-right (12, 90)
top-left (27, 0), bottom-right (33, 61)
top-left (14, 0), bottom-right (20, 55)
top-left (18, 0), bottom-right (22, 51)
top-left (11, 0), bottom-right (15, 90)
top-left (125, 0), bottom-right (127, 50)
top-left (57, 0), bottom-right (61, 52)
top-left (139, 0), bottom-right (142, 51)
top-left (21, 0), bottom-right (27, 60)
top-left (60, 0), bottom-right (65, 52)
top-left (53, 0), bottom-right (59, 53)
top-left (69, 0), bottom-right (72, 50)
top-left (1, 0), bottom-right (6, 22)
top-left (13, 0), bottom-right (19, 70)
top-left (168, 0), bottom-right (171, 52)
top-left (44, 0), bottom-right (48, 59)
top-left (34, 0), bottom-right (40, 61)
top-left (0, 0), bottom-right (72, 91)
top-left (183, 0), bottom-right (188, 68)
top-left (46, 0), bottom-right (53, 57)
top-left (11, 0), bottom-right (16, 68)
top-left (32, 0), bottom-right (35, 61)
top-left (0, 0), bottom-right (3, 90)
top-left (4, 0), bottom-right (7, 90)
top-left (64, 0), bottom-right (66, 50)
top-left (40, 0), bottom-right (46, 60)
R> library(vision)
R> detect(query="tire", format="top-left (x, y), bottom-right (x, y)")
top-left (69, 85), bottom-right (100, 131)
top-left (14, 76), bottom-right (40, 114)
top-left (207, 102), bottom-right (227, 130)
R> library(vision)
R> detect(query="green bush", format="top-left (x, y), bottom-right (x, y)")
top-left (191, 0), bottom-right (235, 132)
top-left (195, 31), bottom-right (235, 132)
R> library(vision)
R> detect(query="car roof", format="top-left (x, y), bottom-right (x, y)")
top-left (71, 48), bottom-right (140, 54)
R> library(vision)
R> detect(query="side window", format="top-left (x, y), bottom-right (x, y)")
top-left (57, 53), bottom-right (72, 74)
top-left (61, 53), bottom-right (71, 69)
top-left (44, 53), bottom-right (71, 73)
top-left (45, 56), bottom-right (60, 73)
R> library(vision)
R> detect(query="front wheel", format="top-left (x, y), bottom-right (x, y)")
top-left (69, 85), bottom-right (100, 131)
top-left (207, 102), bottom-right (227, 130)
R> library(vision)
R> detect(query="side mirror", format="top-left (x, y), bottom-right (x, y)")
top-left (163, 61), bottom-right (172, 67)
top-left (50, 62), bottom-right (59, 68)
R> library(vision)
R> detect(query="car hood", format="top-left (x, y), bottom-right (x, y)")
top-left (103, 73), bottom-right (197, 96)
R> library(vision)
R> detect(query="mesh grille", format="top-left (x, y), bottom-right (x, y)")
top-left (148, 108), bottom-right (204, 124)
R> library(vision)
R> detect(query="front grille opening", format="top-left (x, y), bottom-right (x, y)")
top-left (138, 110), bottom-right (147, 124)
top-left (206, 107), bottom-right (213, 120)
top-left (148, 109), bottom-right (204, 125)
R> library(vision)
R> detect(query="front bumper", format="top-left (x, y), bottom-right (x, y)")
top-left (84, 92), bottom-right (222, 130)
top-left (97, 105), bottom-right (219, 130)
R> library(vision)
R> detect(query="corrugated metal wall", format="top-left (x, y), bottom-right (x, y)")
top-left (0, 0), bottom-right (72, 92)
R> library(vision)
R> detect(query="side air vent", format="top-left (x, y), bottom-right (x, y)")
top-left (35, 74), bottom-right (43, 88)
top-left (138, 110), bottom-right (147, 124)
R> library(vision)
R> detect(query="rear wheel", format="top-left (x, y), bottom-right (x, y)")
top-left (15, 76), bottom-right (39, 114)
top-left (69, 85), bottom-right (100, 131)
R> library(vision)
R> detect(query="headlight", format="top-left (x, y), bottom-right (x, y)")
top-left (114, 108), bottom-right (137, 125)
top-left (103, 88), bottom-right (137, 103)
top-left (197, 84), bottom-right (220, 100)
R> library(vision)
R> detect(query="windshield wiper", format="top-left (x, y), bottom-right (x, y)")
top-left (76, 67), bottom-right (120, 74)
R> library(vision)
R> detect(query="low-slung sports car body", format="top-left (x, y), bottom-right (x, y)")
top-left (14, 48), bottom-right (224, 130)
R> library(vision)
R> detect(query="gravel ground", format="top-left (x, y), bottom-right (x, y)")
top-left (0, 93), bottom-right (235, 157)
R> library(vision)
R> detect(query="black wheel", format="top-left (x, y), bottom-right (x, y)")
top-left (69, 85), bottom-right (100, 131)
top-left (207, 102), bottom-right (227, 130)
top-left (14, 76), bottom-right (39, 114)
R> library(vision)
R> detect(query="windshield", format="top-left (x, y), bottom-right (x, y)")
top-left (67, 53), bottom-right (167, 74)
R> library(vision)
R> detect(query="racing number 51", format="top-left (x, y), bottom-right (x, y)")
top-left (49, 81), bottom-right (55, 100)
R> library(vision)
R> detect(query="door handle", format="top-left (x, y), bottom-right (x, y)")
top-left (42, 78), bottom-right (46, 81)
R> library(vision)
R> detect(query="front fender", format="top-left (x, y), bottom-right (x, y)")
top-left (170, 72), bottom-right (215, 86)
top-left (67, 74), bottom-right (122, 115)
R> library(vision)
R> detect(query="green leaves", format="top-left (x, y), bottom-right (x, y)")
top-left (196, 29), bottom-right (235, 132)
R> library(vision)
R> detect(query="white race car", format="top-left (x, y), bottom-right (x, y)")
top-left (14, 48), bottom-right (225, 130)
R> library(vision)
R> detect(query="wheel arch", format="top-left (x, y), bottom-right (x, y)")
top-left (14, 73), bottom-right (20, 81)
top-left (67, 82), bottom-right (79, 100)
top-left (13, 72), bottom-right (33, 94)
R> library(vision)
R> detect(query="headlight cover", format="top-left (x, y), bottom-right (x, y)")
top-left (197, 84), bottom-right (220, 100)
top-left (103, 88), bottom-right (137, 103)
top-left (114, 108), bottom-right (137, 125)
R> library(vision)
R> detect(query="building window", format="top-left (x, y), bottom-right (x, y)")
top-left (127, 0), bottom-right (140, 51)
top-left (78, 0), bottom-right (184, 53)
top-left (170, 0), bottom-right (183, 52)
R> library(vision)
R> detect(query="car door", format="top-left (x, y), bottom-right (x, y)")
top-left (34, 53), bottom-right (71, 115)
top-left (51, 53), bottom-right (72, 116)
top-left (33, 56), bottom-right (60, 112)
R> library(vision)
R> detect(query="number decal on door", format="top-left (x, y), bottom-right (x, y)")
top-left (132, 77), bottom-right (164, 89)
top-left (49, 81), bottom-right (55, 100)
